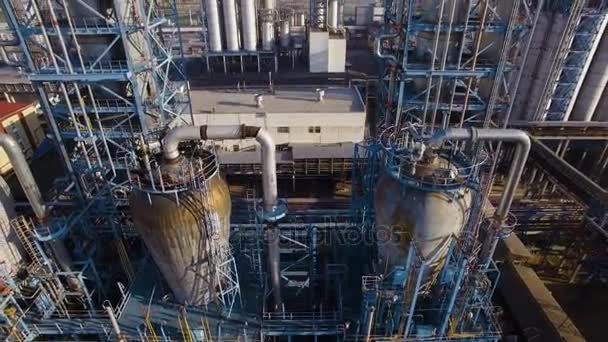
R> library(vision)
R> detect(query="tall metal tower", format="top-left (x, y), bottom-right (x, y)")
top-left (1, 0), bottom-right (190, 284)
top-left (375, 0), bottom-right (544, 131)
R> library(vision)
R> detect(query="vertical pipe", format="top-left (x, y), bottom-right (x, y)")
top-left (328, 0), bottom-right (339, 31)
top-left (280, 20), bottom-right (290, 48)
top-left (241, 0), bottom-right (258, 51)
top-left (205, 0), bottom-right (223, 52)
top-left (364, 306), bottom-right (375, 341)
top-left (223, 0), bottom-right (240, 51)
top-left (403, 263), bottom-right (426, 337)
top-left (268, 223), bottom-right (282, 310)
top-left (261, 5), bottom-right (275, 51)
top-left (438, 258), bottom-right (468, 335)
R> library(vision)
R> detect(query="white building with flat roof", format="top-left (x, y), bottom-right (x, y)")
top-left (190, 87), bottom-right (366, 153)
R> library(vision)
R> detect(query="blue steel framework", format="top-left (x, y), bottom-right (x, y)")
top-left (352, 139), bottom-right (502, 340)
top-left (351, 0), bottom-right (546, 339)
top-left (0, 0), bottom-right (191, 338)
top-left (376, 0), bottom-right (543, 130)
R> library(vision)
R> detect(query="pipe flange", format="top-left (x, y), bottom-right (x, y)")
top-left (256, 199), bottom-right (288, 222)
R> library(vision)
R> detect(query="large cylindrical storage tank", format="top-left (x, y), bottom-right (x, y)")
top-left (130, 153), bottom-right (231, 305)
top-left (241, 0), bottom-right (257, 51)
top-left (205, 0), bottom-right (223, 52)
top-left (374, 153), bottom-right (472, 277)
top-left (280, 21), bottom-right (290, 48)
top-left (223, 0), bottom-right (240, 51)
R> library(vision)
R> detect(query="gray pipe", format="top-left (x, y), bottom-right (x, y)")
top-left (375, 33), bottom-right (398, 64)
top-left (103, 303), bottom-right (127, 342)
top-left (0, 134), bottom-right (78, 276)
top-left (162, 124), bottom-right (278, 212)
top-left (0, 134), bottom-right (46, 219)
top-left (162, 124), bottom-right (282, 308)
top-left (428, 128), bottom-right (531, 221)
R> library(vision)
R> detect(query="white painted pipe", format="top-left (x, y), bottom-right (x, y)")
top-left (223, 0), bottom-right (240, 51)
top-left (0, 133), bottom-right (45, 219)
top-left (280, 20), bottom-right (290, 48)
top-left (563, 16), bottom-right (608, 121)
top-left (205, 0), bottom-right (223, 52)
top-left (241, 0), bottom-right (257, 51)
top-left (262, 20), bottom-right (275, 51)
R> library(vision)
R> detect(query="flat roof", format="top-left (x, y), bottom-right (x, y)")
top-left (190, 87), bottom-right (365, 114)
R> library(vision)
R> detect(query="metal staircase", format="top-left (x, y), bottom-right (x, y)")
top-left (11, 216), bottom-right (50, 270)
top-left (533, 0), bottom-right (586, 121)
top-left (542, 11), bottom-right (608, 121)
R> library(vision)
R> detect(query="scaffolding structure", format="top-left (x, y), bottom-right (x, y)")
top-left (233, 203), bottom-right (350, 340)
top-left (0, 0), bottom-right (192, 338)
top-left (351, 0), bottom-right (550, 339)
top-left (376, 0), bottom-right (543, 129)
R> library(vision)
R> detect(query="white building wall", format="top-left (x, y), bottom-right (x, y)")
top-left (309, 31), bottom-right (329, 73)
top-left (328, 37), bottom-right (346, 72)
top-left (193, 111), bottom-right (365, 151)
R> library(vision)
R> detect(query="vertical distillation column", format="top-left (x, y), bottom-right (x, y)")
top-left (261, 0), bottom-right (276, 51)
top-left (223, 0), bottom-right (240, 51)
top-left (204, 0), bottom-right (223, 52)
top-left (241, 0), bottom-right (258, 51)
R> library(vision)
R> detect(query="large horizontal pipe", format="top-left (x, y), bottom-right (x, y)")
top-left (428, 128), bottom-right (530, 221)
top-left (163, 124), bottom-right (277, 212)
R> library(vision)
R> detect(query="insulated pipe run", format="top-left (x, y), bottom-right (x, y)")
top-left (162, 125), bottom-right (278, 212)
top-left (427, 128), bottom-right (531, 221)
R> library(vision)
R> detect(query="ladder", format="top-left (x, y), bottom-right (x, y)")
top-left (12, 216), bottom-right (48, 270)
top-left (533, 0), bottom-right (586, 121)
